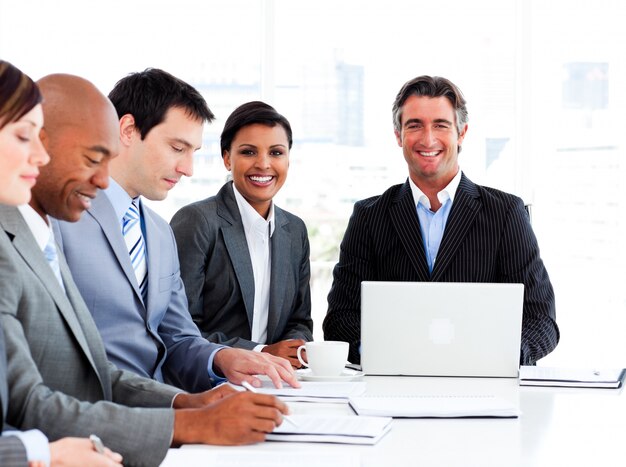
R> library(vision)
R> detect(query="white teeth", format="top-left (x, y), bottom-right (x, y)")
top-left (76, 192), bottom-right (91, 200)
top-left (250, 176), bottom-right (273, 183)
top-left (420, 151), bottom-right (440, 157)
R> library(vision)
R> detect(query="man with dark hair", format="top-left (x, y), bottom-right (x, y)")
top-left (54, 68), bottom-right (298, 392)
top-left (323, 75), bottom-right (559, 365)
top-left (0, 73), bottom-right (289, 467)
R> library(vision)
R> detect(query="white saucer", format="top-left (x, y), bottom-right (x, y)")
top-left (297, 368), bottom-right (365, 382)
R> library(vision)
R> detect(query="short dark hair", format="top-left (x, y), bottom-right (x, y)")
top-left (0, 60), bottom-right (42, 130)
top-left (220, 101), bottom-right (293, 155)
top-left (108, 68), bottom-right (215, 139)
top-left (392, 75), bottom-right (468, 135)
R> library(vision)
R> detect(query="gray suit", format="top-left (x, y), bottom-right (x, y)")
top-left (54, 189), bottom-right (221, 392)
top-left (170, 182), bottom-right (313, 349)
top-left (0, 204), bottom-right (178, 467)
top-left (1, 323), bottom-right (27, 467)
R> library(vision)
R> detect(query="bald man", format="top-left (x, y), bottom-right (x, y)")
top-left (0, 74), bottom-right (289, 467)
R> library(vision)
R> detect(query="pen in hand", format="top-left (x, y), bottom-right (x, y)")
top-left (241, 381), bottom-right (299, 428)
top-left (89, 434), bottom-right (105, 454)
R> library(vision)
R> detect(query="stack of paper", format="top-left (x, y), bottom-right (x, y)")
top-left (249, 381), bottom-right (367, 403)
top-left (519, 366), bottom-right (625, 388)
top-left (267, 415), bottom-right (392, 445)
top-left (349, 394), bottom-right (520, 418)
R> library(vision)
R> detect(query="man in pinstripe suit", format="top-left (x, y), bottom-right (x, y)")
top-left (323, 75), bottom-right (559, 365)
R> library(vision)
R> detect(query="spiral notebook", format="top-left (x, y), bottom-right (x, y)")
top-left (349, 394), bottom-right (520, 418)
top-left (519, 366), bottom-right (625, 388)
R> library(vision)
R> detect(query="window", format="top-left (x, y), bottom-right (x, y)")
top-left (1, 0), bottom-right (623, 366)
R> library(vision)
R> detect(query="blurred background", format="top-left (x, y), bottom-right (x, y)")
top-left (2, 0), bottom-right (624, 366)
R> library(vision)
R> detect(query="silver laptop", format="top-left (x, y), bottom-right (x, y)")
top-left (360, 282), bottom-right (524, 378)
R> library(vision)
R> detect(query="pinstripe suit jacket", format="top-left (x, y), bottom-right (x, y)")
top-left (323, 174), bottom-right (559, 365)
top-left (0, 205), bottom-right (178, 467)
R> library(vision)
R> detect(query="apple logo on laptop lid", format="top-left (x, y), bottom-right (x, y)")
top-left (428, 318), bottom-right (455, 345)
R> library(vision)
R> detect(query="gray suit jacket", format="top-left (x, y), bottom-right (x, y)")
top-left (1, 323), bottom-right (27, 467)
top-left (54, 190), bottom-right (221, 392)
top-left (0, 204), bottom-right (179, 467)
top-left (0, 437), bottom-right (26, 467)
top-left (170, 182), bottom-right (313, 349)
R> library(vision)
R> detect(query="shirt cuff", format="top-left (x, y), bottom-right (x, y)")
top-left (4, 429), bottom-right (50, 465)
top-left (208, 346), bottom-right (228, 384)
top-left (253, 344), bottom-right (267, 352)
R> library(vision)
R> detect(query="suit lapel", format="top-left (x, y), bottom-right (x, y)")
top-left (431, 173), bottom-right (481, 281)
top-left (267, 208), bottom-right (289, 343)
top-left (88, 192), bottom-right (145, 310)
top-left (219, 185), bottom-right (255, 328)
top-left (389, 181), bottom-right (430, 280)
top-left (0, 207), bottom-right (102, 383)
top-left (58, 251), bottom-right (110, 396)
top-left (142, 206), bottom-right (160, 316)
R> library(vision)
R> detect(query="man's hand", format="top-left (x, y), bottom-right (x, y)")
top-left (172, 392), bottom-right (289, 446)
top-left (214, 348), bottom-right (300, 389)
top-left (48, 438), bottom-right (123, 467)
top-left (262, 339), bottom-right (306, 368)
top-left (173, 383), bottom-right (239, 409)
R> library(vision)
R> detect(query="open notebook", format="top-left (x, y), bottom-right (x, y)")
top-left (267, 415), bottom-right (392, 445)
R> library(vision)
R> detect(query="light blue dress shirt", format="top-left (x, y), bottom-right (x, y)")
top-left (408, 170), bottom-right (462, 273)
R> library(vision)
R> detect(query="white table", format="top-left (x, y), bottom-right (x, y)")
top-left (161, 376), bottom-right (625, 466)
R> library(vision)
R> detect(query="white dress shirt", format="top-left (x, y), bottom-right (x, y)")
top-left (17, 204), bottom-right (54, 252)
top-left (232, 184), bottom-right (275, 350)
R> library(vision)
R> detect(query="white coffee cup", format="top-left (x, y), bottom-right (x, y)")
top-left (297, 341), bottom-right (349, 377)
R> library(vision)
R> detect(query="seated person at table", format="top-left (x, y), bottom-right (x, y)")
top-left (0, 73), bottom-right (289, 467)
top-left (171, 101), bottom-right (313, 368)
top-left (323, 75), bottom-right (559, 365)
top-left (0, 59), bottom-right (122, 467)
top-left (54, 69), bottom-right (297, 391)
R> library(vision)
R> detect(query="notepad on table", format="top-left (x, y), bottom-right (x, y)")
top-left (348, 394), bottom-right (520, 418)
top-left (519, 366), bottom-right (625, 388)
top-left (267, 415), bottom-right (392, 445)
top-left (242, 380), bottom-right (367, 403)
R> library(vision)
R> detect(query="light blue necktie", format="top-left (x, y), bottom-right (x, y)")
top-left (43, 235), bottom-right (65, 292)
top-left (122, 199), bottom-right (148, 303)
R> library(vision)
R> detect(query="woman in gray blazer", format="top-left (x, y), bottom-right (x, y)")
top-left (171, 102), bottom-right (313, 368)
top-left (0, 60), bottom-right (122, 467)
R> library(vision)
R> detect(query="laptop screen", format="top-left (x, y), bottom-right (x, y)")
top-left (360, 282), bottom-right (524, 377)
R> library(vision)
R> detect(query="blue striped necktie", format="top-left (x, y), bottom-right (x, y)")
top-left (44, 234), bottom-right (65, 292)
top-left (122, 199), bottom-right (148, 303)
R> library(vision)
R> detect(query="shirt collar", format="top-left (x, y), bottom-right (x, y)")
top-left (231, 182), bottom-right (275, 237)
top-left (17, 204), bottom-right (54, 252)
top-left (409, 168), bottom-right (462, 210)
top-left (105, 177), bottom-right (139, 225)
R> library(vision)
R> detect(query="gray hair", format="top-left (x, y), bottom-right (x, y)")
top-left (392, 75), bottom-right (468, 136)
